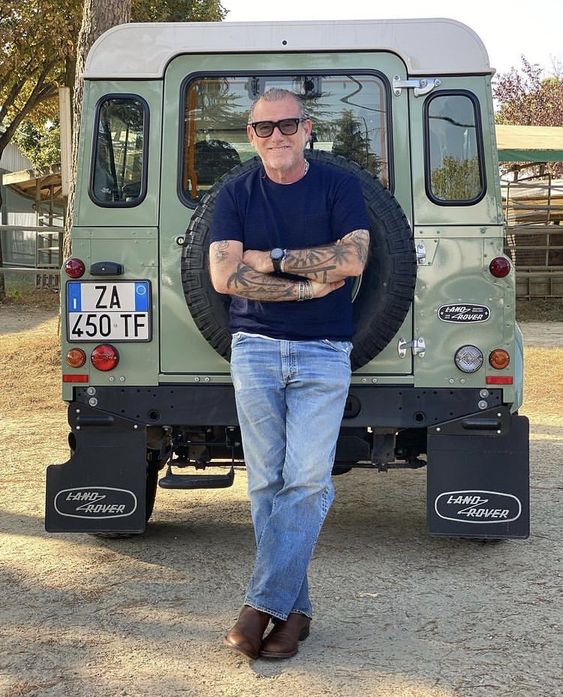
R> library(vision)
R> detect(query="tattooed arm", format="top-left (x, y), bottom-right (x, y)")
top-left (242, 229), bottom-right (369, 282)
top-left (209, 240), bottom-right (344, 301)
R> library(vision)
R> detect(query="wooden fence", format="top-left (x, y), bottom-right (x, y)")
top-left (502, 177), bottom-right (563, 299)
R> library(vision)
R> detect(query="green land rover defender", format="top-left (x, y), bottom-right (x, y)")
top-left (46, 18), bottom-right (529, 538)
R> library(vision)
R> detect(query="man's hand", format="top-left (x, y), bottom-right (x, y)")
top-left (242, 249), bottom-right (273, 274)
top-left (309, 279), bottom-right (345, 298)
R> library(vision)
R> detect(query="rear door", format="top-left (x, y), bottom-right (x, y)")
top-left (159, 51), bottom-right (414, 379)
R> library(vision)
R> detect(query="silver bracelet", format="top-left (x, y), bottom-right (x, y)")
top-left (304, 280), bottom-right (313, 300)
top-left (297, 280), bottom-right (312, 302)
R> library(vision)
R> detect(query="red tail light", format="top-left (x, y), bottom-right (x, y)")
top-left (64, 258), bottom-right (86, 278)
top-left (91, 344), bottom-right (119, 371)
top-left (489, 257), bottom-right (511, 278)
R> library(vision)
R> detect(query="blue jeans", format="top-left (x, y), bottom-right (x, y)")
top-left (230, 332), bottom-right (352, 621)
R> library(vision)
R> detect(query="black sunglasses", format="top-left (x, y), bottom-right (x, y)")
top-left (249, 118), bottom-right (307, 138)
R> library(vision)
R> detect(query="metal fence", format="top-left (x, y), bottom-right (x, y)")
top-left (0, 224), bottom-right (63, 289)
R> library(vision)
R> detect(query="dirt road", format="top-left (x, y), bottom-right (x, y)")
top-left (1, 309), bottom-right (562, 697)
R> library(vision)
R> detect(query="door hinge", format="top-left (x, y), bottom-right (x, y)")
top-left (393, 76), bottom-right (441, 97)
top-left (398, 337), bottom-right (426, 358)
top-left (416, 242), bottom-right (427, 265)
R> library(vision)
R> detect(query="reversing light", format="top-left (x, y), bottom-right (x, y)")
top-left (489, 257), bottom-right (511, 278)
top-left (66, 348), bottom-right (86, 368)
top-left (489, 349), bottom-right (510, 370)
top-left (454, 345), bottom-right (484, 373)
top-left (91, 344), bottom-right (119, 371)
top-left (64, 258), bottom-right (86, 278)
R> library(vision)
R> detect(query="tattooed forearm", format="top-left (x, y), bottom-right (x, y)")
top-left (345, 229), bottom-right (369, 266)
top-left (210, 240), bottom-right (306, 301)
top-left (227, 263), bottom-right (299, 301)
top-left (213, 240), bottom-right (231, 263)
top-left (282, 229), bottom-right (369, 281)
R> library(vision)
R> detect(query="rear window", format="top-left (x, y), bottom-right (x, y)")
top-left (90, 95), bottom-right (148, 207)
top-left (181, 73), bottom-right (390, 204)
top-left (424, 91), bottom-right (485, 205)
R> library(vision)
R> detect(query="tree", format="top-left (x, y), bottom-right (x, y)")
top-left (493, 57), bottom-right (563, 176)
top-left (131, 0), bottom-right (225, 22)
top-left (494, 57), bottom-right (563, 127)
top-left (0, 1), bottom-right (226, 298)
top-left (0, 1), bottom-right (227, 163)
top-left (431, 156), bottom-right (481, 201)
top-left (331, 109), bottom-right (381, 178)
top-left (0, 2), bottom-right (81, 162)
top-left (13, 119), bottom-right (62, 169)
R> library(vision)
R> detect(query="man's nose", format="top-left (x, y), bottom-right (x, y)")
top-left (269, 125), bottom-right (286, 140)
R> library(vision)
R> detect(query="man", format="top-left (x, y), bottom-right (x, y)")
top-left (209, 88), bottom-right (370, 660)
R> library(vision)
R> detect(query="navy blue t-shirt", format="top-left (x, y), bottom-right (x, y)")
top-left (209, 160), bottom-right (370, 340)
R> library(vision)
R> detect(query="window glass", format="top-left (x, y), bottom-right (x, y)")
top-left (426, 93), bottom-right (484, 203)
top-left (91, 97), bottom-right (146, 205)
top-left (182, 74), bottom-right (389, 203)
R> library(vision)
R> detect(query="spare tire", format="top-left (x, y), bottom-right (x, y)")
top-left (182, 150), bottom-right (416, 370)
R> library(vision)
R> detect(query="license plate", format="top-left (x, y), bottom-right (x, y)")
top-left (67, 281), bottom-right (151, 342)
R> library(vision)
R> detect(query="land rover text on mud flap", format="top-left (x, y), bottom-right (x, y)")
top-left (46, 19), bottom-right (529, 538)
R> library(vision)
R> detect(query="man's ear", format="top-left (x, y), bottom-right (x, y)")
top-left (247, 124), bottom-right (256, 149)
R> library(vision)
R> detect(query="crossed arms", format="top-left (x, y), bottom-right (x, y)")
top-left (209, 229), bottom-right (369, 302)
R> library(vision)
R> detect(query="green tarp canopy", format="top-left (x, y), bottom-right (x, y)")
top-left (496, 125), bottom-right (563, 162)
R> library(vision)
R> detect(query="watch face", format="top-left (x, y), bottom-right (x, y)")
top-left (271, 248), bottom-right (284, 261)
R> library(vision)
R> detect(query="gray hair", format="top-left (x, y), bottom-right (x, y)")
top-left (248, 88), bottom-right (307, 122)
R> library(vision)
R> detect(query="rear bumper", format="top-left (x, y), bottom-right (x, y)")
top-left (46, 385), bottom-right (528, 539)
top-left (69, 384), bottom-right (504, 428)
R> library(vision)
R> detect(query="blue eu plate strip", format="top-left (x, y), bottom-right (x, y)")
top-left (134, 282), bottom-right (149, 312)
top-left (67, 282), bottom-right (82, 312)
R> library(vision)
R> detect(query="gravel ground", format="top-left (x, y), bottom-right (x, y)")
top-left (1, 312), bottom-right (562, 697)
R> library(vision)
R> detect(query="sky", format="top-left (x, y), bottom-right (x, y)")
top-left (223, 0), bottom-right (563, 77)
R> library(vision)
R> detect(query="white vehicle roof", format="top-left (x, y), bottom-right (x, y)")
top-left (84, 18), bottom-right (492, 79)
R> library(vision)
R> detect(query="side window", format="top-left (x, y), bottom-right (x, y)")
top-left (425, 92), bottom-right (485, 205)
top-left (181, 73), bottom-right (390, 205)
top-left (90, 95), bottom-right (148, 206)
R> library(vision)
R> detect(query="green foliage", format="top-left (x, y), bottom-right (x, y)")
top-left (14, 120), bottom-right (61, 169)
top-left (0, 1), bottom-right (81, 145)
top-left (132, 0), bottom-right (227, 22)
top-left (431, 156), bottom-right (481, 201)
top-left (493, 57), bottom-right (563, 176)
top-left (331, 110), bottom-right (381, 176)
top-left (494, 57), bottom-right (563, 128)
top-left (0, 0), bottom-right (227, 165)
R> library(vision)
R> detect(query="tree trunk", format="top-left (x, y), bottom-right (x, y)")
top-left (63, 0), bottom-right (131, 258)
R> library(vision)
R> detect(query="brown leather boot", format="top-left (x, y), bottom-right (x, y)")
top-left (224, 606), bottom-right (271, 659)
top-left (259, 613), bottom-right (311, 659)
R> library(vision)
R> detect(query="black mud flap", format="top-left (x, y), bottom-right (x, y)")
top-left (46, 403), bottom-right (147, 533)
top-left (427, 407), bottom-right (529, 539)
